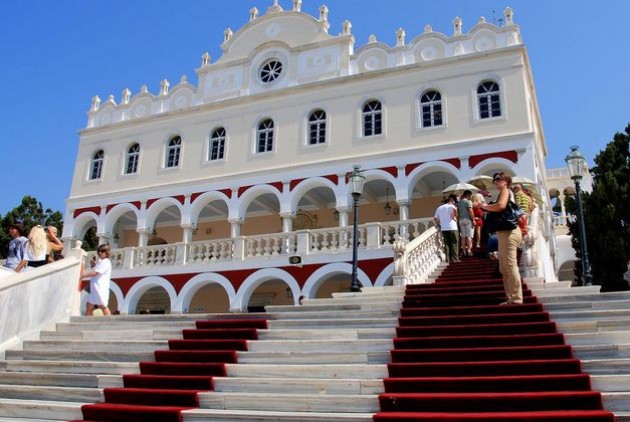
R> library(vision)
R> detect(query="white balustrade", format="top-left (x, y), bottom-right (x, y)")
top-left (100, 217), bottom-right (437, 270)
top-left (188, 239), bottom-right (234, 263)
top-left (392, 226), bottom-right (443, 285)
top-left (134, 244), bottom-right (178, 267)
top-left (245, 233), bottom-right (295, 258)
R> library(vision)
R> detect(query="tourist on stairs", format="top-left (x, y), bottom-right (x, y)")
top-left (481, 172), bottom-right (523, 305)
top-left (434, 194), bottom-right (459, 263)
top-left (81, 244), bottom-right (113, 316)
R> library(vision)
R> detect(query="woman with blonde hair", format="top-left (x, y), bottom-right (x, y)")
top-left (481, 172), bottom-right (523, 305)
top-left (15, 226), bottom-right (48, 272)
top-left (471, 193), bottom-right (485, 248)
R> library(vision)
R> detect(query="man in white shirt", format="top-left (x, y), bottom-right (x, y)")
top-left (434, 195), bottom-right (459, 263)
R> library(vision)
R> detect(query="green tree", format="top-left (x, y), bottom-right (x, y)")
top-left (0, 196), bottom-right (64, 259)
top-left (577, 124), bottom-right (630, 291)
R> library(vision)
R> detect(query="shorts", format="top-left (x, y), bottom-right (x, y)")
top-left (459, 219), bottom-right (473, 238)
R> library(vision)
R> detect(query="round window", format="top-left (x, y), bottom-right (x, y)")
top-left (259, 59), bottom-right (283, 83)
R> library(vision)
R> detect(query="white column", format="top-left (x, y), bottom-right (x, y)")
top-left (181, 225), bottom-right (194, 244)
top-left (137, 228), bottom-right (150, 247)
top-left (337, 207), bottom-right (349, 227)
top-left (397, 200), bottom-right (411, 241)
top-left (558, 194), bottom-right (567, 224)
top-left (280, 213), bottom-right (294, 233)
top-left (97, 233), bottom-right (110, 246)
top-left (229, 218), bottom-right (243, 238)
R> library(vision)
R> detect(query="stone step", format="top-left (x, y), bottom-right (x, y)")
top-left (248, 339), bottom-right (393, 353)
top-left (182, 408), bottom-right (374, 422)
top-left (4, 350), bottom-right (154, 362)
top-left (298, 297), bottom-right (402, 306)
top-left (0, 360), bottom-right (139, 375)
top-left (582, 358), bottom-right (630, 375)
top-left (593, 375), bottom-right (630, 392)
top-left (551, 309), bottom-right (630, 320)
top-left (267, 310), bottom-right (399, 320)
top-left (573, 344), bottom-right (630, 360)
top-left (259, 328), bottom-right (395, 341)
top-left (266, 303), bottom-right (400, 313)
top-left (268, 318), bottom-right (397, 329)
top-left (225, 364), bottom-right (388, 379)
top-left (331, 290), bottom-right (403, 299)
top-left (544, 299), bottom-right (630, 312)
top-left (539, 291), bottom-right (630, 303)
top-left (603, 392), bottom-right (630, 412)
top-left (56, 321), bottom-right (196, 332)
top-left (0, 385), bottom-right (101, 403)
top-left (557, 318), bottom-right (630, 333)
top-left (531, 286), bottom-right (602, 296)
top-left (0, 372), bottom-right (100, 388)
top-left (0, 398), bottom-right (82, 421)
top-left (198, 392), bottom-right (380, 413)
top-left (566, 331), bottom-right (630, 346)
top-left (213, 377), bottom-right (382, 395)
top-left (22, 340), bottom-right (167, 353)
top-left (236, 351), bottom-right (390, 365)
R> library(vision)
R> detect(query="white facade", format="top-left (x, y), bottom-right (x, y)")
top-left (63, 4), bottom-right (554, 313)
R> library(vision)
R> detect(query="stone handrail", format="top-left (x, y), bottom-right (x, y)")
top-left (0, 246), bottom-right (84, 358)
top-left (392, 226), bottom-right (443, 285)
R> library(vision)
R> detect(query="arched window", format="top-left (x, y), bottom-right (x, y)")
top-left (89, 150), bottom-right (104, 180)
top-left (257, 119), bottom-right (274, 153)
top-left (420, 90), bottom-right (443, 127)
top-left (362, 100), bottom-right (382, 137)
top-left (166, 136), bottom-right (181, 168)
top-left (477, 81), bottom-right (501, 119)
top-left (308, 110), bottom-right (326, 145)
top-left (209, 127), bottom-right (226, 161)
top-left (125, 143), bottom-right (140, 174)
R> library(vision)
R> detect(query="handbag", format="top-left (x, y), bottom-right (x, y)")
top-left (485, 200), bottom-right (521, 232)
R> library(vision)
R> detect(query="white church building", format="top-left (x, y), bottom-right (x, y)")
top-left (62, 2), bottom-right (558, 314)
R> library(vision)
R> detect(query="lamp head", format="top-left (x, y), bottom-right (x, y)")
top-left (565, 145), bottom-right (587, 180)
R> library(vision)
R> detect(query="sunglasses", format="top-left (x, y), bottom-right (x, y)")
top-left (493, 178), bottom-right (503, 182)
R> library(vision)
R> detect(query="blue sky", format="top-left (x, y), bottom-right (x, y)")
top-left (1, 1), bottom-right (628, 216)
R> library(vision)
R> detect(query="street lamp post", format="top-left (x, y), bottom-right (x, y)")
top-left (565, 145), bottom-right (592, 286)
top-left (349, 165), bottom-right (365, 292)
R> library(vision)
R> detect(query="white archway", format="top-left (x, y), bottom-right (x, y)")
top-left (231, 268), bottom-right (299, 312)
top-left (302, 262), bottom-right (372, 298)
top-left (71, 212), bottom-right (101, 239)
top-left (289, 177), bottom-right (339, 214)
top-left (374, 263), bottom-right (394, 287)
top-left (235, 184), bottom-right (282, 220)
top-left (145, 197), bottom-right (184, 231)
top-left (104, 203), bottom-right (140, 236)
top-left (173, 272), bottom-right (236, 313)
top-left (189, 191), bottom-right (231, 226)
top-left (121, 276), bottom-right (178, 314)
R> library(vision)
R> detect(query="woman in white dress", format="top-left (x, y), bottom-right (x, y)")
top-left (15, 226), bottom-right (48, 272)
top-left (81, 244), bottom-right (112, 316)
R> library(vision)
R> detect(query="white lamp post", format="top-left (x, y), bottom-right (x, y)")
top-left (565, 145), bottom-right (592, 286)
top-left (349, 165), bottom-right (365, 292)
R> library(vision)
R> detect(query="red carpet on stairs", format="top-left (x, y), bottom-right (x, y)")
top-left (373, 256), bottom-right (616, 422)
top-left (70, 317), bottom-right (267, 422)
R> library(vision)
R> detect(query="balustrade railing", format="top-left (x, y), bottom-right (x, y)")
top-left (134, 244), bottom-right (177, 267)
top-left (392, 226), bottom-right (443, 285)
top-left (98, 217), bottom-right (435, 270)
top-left (188, 239), bottom-right (234, 263)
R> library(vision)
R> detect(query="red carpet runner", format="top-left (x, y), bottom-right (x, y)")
top-left (70, 317), bottom-right (267, 422)
top-left (373, 256), bottom-right (616, 422)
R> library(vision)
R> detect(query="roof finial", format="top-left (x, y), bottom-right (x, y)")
top-left (160, 79), bottom-right (170, 96)
top-left (368, 34), bottom-right (377, 43)
top-left (342, 20), bottom-right (352, 35)
top-left (223, 27), bottom-right (233, 43)
top-left (293, 0), bottom-right (302, 11)
top-left (504, 7), bottom-right (514, 26)
top-left (267, 0), bottom-right (283, 13)
top-left (453, 16), bottom-right (463, 36)
top-left (249, 7), bottom-right (259, 21)
top-left (396, 28), bottom-right (406, 47)
top-left (90, 95), bottom-right (101, 112)
top-left (180, 75), bottom-right (188, 84)
top-left (140, 84), bottom-right (148, 93)
top-left (478, 16), bottom-right (486, 24)
top-left (201, 52), bottom-right (211, 67)
top-left (121, 88), bottom-right (131, 105)
top-left (423, 24), bottom-right (433, 33)
top-left (319, 5), bottom-right (329, 22)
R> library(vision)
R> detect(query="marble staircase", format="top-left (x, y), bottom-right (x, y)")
top-left (0, 278), bottom-right (630, 421)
